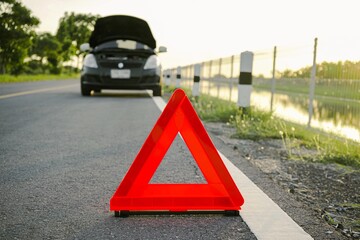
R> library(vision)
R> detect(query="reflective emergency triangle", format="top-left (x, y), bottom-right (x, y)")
top-left (110, 89), bottom-right (244, 211)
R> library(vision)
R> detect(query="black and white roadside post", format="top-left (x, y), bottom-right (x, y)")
top-left (238, 51), bottom-right (254, 114)
top-left (192, 63), bottom-right (201, 99)
top-left (164, 70), bottom-right (170, 87)
top-left (176, 66), bottom-right (181, 88)
top-left (167, 71), bottom-right (171, 87)
top-left (162, 70), bottom-right (166, 87)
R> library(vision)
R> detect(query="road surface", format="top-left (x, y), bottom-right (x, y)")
top-left (1, 79), bottom-right (340, 239)
top-left (0, 80), bottom-right (255, 239)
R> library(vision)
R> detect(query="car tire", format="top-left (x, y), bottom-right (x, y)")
top-left (152, 86), bottom-right (162, 97)
top-left (81, 83), bottom-right (91, 96)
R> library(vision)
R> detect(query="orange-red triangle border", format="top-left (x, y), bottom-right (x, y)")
top-left (110, 89), bottom-right (244, 212)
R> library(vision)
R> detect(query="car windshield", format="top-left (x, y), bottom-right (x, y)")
top-left (94, 40), bottom-right (152, 51)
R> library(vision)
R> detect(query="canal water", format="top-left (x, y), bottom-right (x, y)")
top-left (193, 78), bottom-right (360, 142)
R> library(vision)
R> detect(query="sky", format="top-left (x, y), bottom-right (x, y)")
top-left (21, 0), bottom-right (360, 70)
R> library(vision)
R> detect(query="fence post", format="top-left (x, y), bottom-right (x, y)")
top-left (201, 62), bottom-right (204, 94)
top-left (270, 46), bottom-right (277, 112)
top-left (229, 55), bottom-right (234, 102)
top-left (208, 60), bottom-right (212, 94)
top-left (308, 38), bottom-right (318, 127)
top-left (185, 65), bottom-right (192, 88)
top-left (167, 71), bottom-right (171, 87)
top-left (176, 66), bottom-right (181, 88)
top-left (238, 51), bottom-right (254, 112)
top-left (192, 64), bottom-right (201, 98)
top-left (164, 70), bottom-right (170, 87)
top-left (217, 58), bottom-right (222, 98)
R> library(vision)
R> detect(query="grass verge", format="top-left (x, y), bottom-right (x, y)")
top-left (0, 74), bottom-right (80, 83)
top-left (164, 86), bottom-right (360, 169)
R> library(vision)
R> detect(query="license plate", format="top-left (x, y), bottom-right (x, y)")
top-left (110, 69), bottom-right (131, 79)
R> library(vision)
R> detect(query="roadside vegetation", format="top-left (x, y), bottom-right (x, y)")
top-left (165, 86), bottom-right (360, 169)
top-left (1, 0), bottom-right (98, 76)
top-left (0, 73), bottom-right (79, 83)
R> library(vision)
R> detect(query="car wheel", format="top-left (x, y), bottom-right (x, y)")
top-left (81, 83), bottom-right (91, 96)
top-left (152, 86), bottom-right (162, 97)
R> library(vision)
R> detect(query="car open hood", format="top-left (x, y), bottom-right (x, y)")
top-left (89, 15), bottom-right (156, 49)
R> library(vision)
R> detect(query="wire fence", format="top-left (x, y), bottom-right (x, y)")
top-left (164, 40), bottom-right (360, 142)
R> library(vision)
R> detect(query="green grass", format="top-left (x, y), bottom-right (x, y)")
top-left (165, 86), bottom-right (238, 122)
top-left (231, 108), bottom-right (360, 168)
top-left (191, 95), bottom-right (238, 122)
top-left (0, 74), bottom-right (80, 83)
top-left (340, 203), bottom-right (360, 208)
top-left (164, 86), bottom-right (360, 169)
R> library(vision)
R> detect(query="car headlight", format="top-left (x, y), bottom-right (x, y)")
top-left (144, 55), bottom-right (159, 70)
top-left (83, 54), bottom-right (98, 68)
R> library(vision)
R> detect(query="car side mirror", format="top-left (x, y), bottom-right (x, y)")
top-left (80, 43), bottom-right (91, 52)
top-left (158, 46), bottom-right (167, 53)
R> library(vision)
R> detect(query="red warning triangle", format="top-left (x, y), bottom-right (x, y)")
top-left (110, 89), bottom-right (244, 212)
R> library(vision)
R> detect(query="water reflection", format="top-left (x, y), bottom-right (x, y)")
top-left (197, 79), bottom-right (360, 142)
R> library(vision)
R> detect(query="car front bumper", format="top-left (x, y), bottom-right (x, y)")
top-left (81, 67), bottom-right (161, 90)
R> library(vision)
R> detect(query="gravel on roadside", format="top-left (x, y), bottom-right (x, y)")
top-left (205, 122), bottom-right (359, 240)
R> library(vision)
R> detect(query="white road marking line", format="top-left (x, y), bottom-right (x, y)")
top-left (152, 96), bottom-right (167, 111)
top-left (219, 152), bottom-right (313, 240)
top-left (0, 84), bottom-right (78, 100)
top-left (152, 95), bottom-right (313, 240)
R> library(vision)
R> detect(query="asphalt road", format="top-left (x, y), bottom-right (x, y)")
top-left (0, 80), bottom-right (256, 239)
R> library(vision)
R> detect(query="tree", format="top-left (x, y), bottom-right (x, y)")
top-left (29, 32), bottom-right (61, 73)
top-left (278, 61), bottom-right (360, 80)
top-left (281, 69), bottom-right (294, 78)
top-left (56, 12), bottom-right (99, 69)
top-left (0, 0), bottom-right (39, 74)
top-left (47, 51), bottom-right (62, 74)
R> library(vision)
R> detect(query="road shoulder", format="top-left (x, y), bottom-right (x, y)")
top-left (206, 122), bottom-right (347, 240)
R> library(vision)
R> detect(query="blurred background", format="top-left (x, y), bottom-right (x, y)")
top-left (1, 0), bottom-right (359, 141)
top-left (9, 0), bottom-right (360, 70)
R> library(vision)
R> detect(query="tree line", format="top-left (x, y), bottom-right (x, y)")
top-left (2, 0), bottom-right (360, 79)
top-left (0, 0), bottom-right (98, 75)
top-left (278, 61), bottom-right (360, 80)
